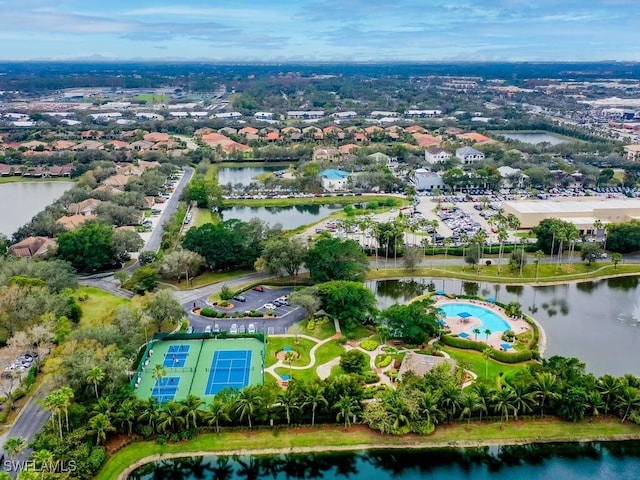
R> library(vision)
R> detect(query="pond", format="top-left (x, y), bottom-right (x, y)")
top-left (497, 132), bottom-right (568, 145)
top-left (367, 276), bottom-right (640, 377)
top-left (218, 165), bottom-right (285, 187)
top-left (221, 204), bottom-right (343, 230)
top-left (0, 181), bottom-right (74, 237)
top-left (131, 442), bottom-right (640, 479)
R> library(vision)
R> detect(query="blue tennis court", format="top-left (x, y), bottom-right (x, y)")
top-left (151, 376), bottom-right (180, 403)
top-left (163, 344), bottom-right (191, 368)
top-left (205, 350), bottom-right (252, 395)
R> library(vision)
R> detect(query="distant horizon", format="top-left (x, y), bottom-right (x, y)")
top-left (0, 1), bottom-right (638, 63)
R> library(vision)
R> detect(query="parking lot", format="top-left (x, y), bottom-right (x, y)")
top-left (188, 286), bottom-right (305, 335)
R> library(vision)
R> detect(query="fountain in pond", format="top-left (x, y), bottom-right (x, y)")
top-left (617, 302), bottom-right (640, 326)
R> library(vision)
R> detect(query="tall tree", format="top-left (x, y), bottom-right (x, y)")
top-left (316, 281), bottom-right (377, 332)
top-left (145, 290), bottom-right (186, 332)
top-left (86, 366), bottom-right (105, 399)
top-left (305, 237), bottom-right (369, 282)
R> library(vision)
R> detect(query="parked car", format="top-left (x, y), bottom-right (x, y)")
top-left (252, 285), bottom-right (264, 292)
top-left (238, 325), bottom-right (246, 334)
top-left (230, 324), bottom-right (238, 334)
top-left (234, 295), bottom-right (246, 302)
top-left (186, 326), bottom-right (194, 334)
top-left (212, 324), bottom-right (220, 334)
top-left (204, 325), bottom-right (212, 334)
top-left (247, 323), bottom-right (256, 334)
top-left (263, 303), bottom-right (276, 310)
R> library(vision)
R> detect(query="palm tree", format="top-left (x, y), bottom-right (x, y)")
top-left (58, 386), bottom-right (74, 433)
top-left (158, 401), bottom-right (186, 433)
top-left (235, 388), bottom-right (263, 429)
top-left (588, 390), bottom-right (605, 418)
top-left (181, 394), bottom-right (204, 429)
top-left (459, 391), bottom-right (480, 427)
top-left (484, 328), bottom-right (492, 343)
top-left (303, 382), bottom-right (328, 426)
top-left (87, 366), bottom-right (105, 399)
top-left (152, 364), bottom-right (167, 383)
top-left (493, 388), bottom-right (516, 424)
top-left (439, 384), bottom-right (462, 422)
top-left (473, 383), bottom-right (494, 422)
top-left (278, 388), bottom-right (300, 426)
top-left (32, 449), bottom-right (54, 479)
top-left (419, 390), bottom-right (442, 427)
top-left (4, 436), bottom-right (26, 460)
top-left (616, 386), bottom-right (640, 423)
top-left (116, 400), bottom-right (138, 436)
top-left (138, 397), bottom-right (160, 434)
top-left (482, 348), bottom-right (493, 379)
top-left (598, 374), bottom-right (622, 418)
top-left (565, 224), bottom-right (579, 265)
top-left (555, 226), bottom-right (567, 272)
top-left (40, 390), bottom-right (64, 439)
top-left (533, 372), bottom-right (559, 418)
top-left (472, 327), bottom-right (481, 341)
top-left (534, 250), bottom-right (544, 282)
top-left (89, 413), bottom-right (116, 445)
top-left (335, 395), bottom-right (359, 428)
top-left (509, 383), bottom-right (534, 421)
top-left (207, 398), bottom-right (231, 434)
top-left (497, 227), bottom-right (508, 274)
top-left (612, 252), bottom-right (622, 269)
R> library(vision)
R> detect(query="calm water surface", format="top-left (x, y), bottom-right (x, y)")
top-left (0, 181), bottom-right (74, 237)
top-left (218, 165), bottom-right (284, 187)
top-left (367, 277), bottom-right (640, 376)
top-left (221, 204), bottom-right (342, 230)
top-left (499, 132), bottom-right (567, 145)
top-left (131, 442), bottom-right (640, 479)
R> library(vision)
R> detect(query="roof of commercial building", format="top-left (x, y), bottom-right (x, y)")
top-left (504, 198), bottom-right (640, 214)
top-left (320, 169), bottom-right (349, 180)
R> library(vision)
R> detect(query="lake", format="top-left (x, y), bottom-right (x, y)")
top-left (221, 204), bottom-right (343, 230)
top-left (131, 442), bottom-right (640, 479)
top-left (218, 165), bottom-right (285, 187)
top-left (498, 132), bottom-right (568, 145)
top-left (366, 277), bottom-right (640, 376)
top-left (0, 181), bottom-right (74, 237)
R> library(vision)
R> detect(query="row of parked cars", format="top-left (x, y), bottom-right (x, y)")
top-left (2, 352), bottom-right (37, 378)
top-left (202, 323), bottom-right (256, 334)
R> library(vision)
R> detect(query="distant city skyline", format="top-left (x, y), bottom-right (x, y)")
top-left (1, 0), bottom-right (638, 62)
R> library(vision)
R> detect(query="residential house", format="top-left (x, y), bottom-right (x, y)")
top-left (456, 146), bottom-right (485, 164)
top-left (287, 110), bottom-right (325, 120)
top-left (497, 166), bottom-right (527, 189)
top-left (57, 214), bottom-right (96, 230)
top-left (457, 132), bottom-right (494, 144)
top-left (143, 132), bottom-right (170, 143)
top-left (238, 126), bottom-right (259, 135)
top-left (8, 236), bottom-right (57, 258)
top-left (48, 164), bottom-right (74, 177)
top-left (332, 111), bottom-right (357, 121)
top-left (413, 133), bottom-right (441, 148)
top-left (128, 140), bottom-right (154, 151)
top-left (67, 198), bottom-right (103, 216)
top-left (313, 148), bottom-right (342, 162)
top-left (320, 169), bottom-right (350, 191)
top-left (254, 112), bottom-right (274, 121)
top-left (405, 125), bottom-right (426, 133)
top-left (214, 112), bottom-right (242, 120)
top-left (405, 109), bottom-right (442, 118)
top-left (73, 140), bottom-right (104, 151)
top-left (398, 352), bottom-right (455, 381)
top-left (103, 174), bottom-right (130, 188)
top-left (425, 147), bottom-right (452, 164)
top-left (624, 145), bottom-right (640, 161)
top-left (339, 144), bottom-right (359, 154)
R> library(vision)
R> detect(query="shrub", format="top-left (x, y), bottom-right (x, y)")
top-left (87, 447), bottom-right (107, 473)
top-left (337, 336), bottom-right (348, 345)
top-left (200, 308), bottom-right (217, 317)
top-left (440, 335), bottom-right (533, 363)
top-left (316, 316), bottom-right (330, 325)
top-left (156, 435), bottom-right (167, 445)
top-left (170, 433), bottom-right (181, 443)
top-left (306, 319), bottom-right (316, 331)
top-left (24, 367), bottom-right (37, 390)
top-left (363, 371), bottom-right (380, 384)
top-left (376, 355), bottom-right (393, 368)
top-left (218, 300), bottom-right (229, 308)
top-left (360, 339), bottom-right (379, 351)
top-left (220, 284), bottom-right (234, 300)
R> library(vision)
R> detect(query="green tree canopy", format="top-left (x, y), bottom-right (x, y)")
top-left (316, 280), bottom-right (377, 331)
top-left (605, 220), bottom-right (640, 253)
top-left (305, 237), bottom-right (369, 282)
top-left (533, 218), bottom-right (573, 255)
top-left (381, 299), bottom-right (441, 344)
top-left (57, 222), bottom-right (117, 272)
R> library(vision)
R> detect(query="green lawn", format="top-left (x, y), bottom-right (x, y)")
top-left (76, 286), bottom-right (129, 327)
top-left (275, 365), bottom-right (317, 383)
top-left (0, 177), bottom-right (73, 184)
top-left (193, 207), bottom-right (219, 227)
top-left (314, 340), bottom-right (345, 365)
top-left (163, 269), bottom-right (253, 291)
top-left (442, 346), bottom-right (531, 386)
top-left (265, 337), bottom-right (318, 368)
top-left (288, 320), bottom-right (336, 340)
top-left (97, 419), bottom-right (640, 480)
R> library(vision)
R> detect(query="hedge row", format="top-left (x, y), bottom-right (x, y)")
top-left (440, 335), bottom-right (533, 363)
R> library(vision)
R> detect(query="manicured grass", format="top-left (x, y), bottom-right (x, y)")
top-left (98, 419), bottom-right (640, 480)
top-left (265, 337), bottom-right (318, 368)
top-left (314, 340), bottom-right (345, 365)
top-left (0, 176), bottom-right (74, 184)
top-left (275, 365), bottom-right (317, 383)
top-left (76, 286), bottom-right (129, 327)
top-left (165, 269), bottom-right (253, 290)
top-left (193, 207), bottom-right (219, 227)
top-left (366, 262), bottom-right (640, 284)
top-left (346, 325), bottom-right (377, 341)
top-left (134, 94), bottom-right (170, 103)
top-left (288, 319), bottom-right (336, 340)
top-left (442, 346), bottom-right (530, 386)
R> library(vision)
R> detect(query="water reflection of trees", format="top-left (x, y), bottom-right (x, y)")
top-left (372, 279), bottom-right (429, 301)
top-left (134, 443), bottom-right (639, 479)
top-left (607, 276), bottom-right (639, 292)
top-left (462, 281), bottom-right (479, 296)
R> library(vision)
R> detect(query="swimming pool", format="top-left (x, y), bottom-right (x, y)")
top-left (439, 303), bottom-right (511, 333)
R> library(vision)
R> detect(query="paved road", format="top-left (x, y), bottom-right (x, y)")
top-left (144, 166), bottom-right (194, 253)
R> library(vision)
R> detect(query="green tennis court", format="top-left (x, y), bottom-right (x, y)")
top-left (133, 337), bottom-right (264, 403)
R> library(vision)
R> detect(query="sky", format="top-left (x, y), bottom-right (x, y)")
top-left (1, 0), bottom-right (638, 62)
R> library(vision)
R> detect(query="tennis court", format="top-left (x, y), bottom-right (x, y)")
top-left (163, 344), bottom-right (191, 368)
top-left (133, 337), bottom-right (264, 403)
top-left (205, 350), bottom-right (252, 395)
top-left (151, 376), bottom-right (180, 403)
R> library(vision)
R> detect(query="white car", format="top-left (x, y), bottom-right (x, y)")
top-left (230, 324), bottom-right (238, 334)
top-left (263, 303), bottom-right (276, 310)
top-left (247, 323), bottom-right (256, 334)
top-left (204, 325), bottom-right (212, 334)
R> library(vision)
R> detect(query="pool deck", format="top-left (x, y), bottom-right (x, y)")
top-left (433, 297), bottom-right (532, 351)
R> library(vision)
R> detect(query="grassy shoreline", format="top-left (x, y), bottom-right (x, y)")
top-left (100, 419), bottom-right (640, 480)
